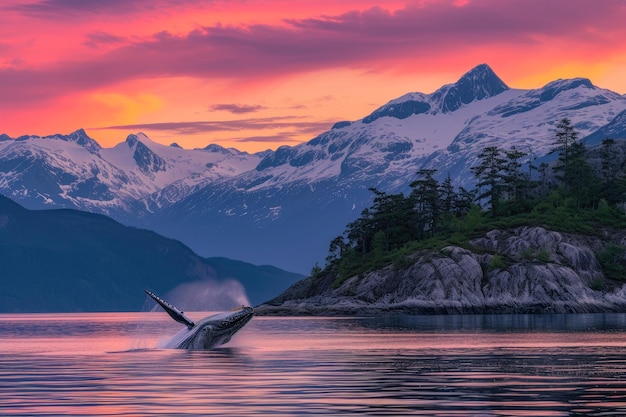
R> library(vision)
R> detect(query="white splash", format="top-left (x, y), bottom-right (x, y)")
top-left (161, 279), bottom-right (250, 312)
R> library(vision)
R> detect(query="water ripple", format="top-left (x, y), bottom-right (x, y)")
top-left (2, 313), bottom-right (626, 416)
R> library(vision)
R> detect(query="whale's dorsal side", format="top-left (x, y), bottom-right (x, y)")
top-left (145, 289), bottom-right (195, 329)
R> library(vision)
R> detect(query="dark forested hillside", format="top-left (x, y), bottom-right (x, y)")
top-left (0, 196), bottom-right (301, 312)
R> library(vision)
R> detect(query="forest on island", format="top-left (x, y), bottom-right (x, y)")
top-left (319, 118), bottom-right (626, 284)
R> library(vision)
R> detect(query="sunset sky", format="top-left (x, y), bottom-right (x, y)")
top-left (2, 0), bottom-right (626, 153)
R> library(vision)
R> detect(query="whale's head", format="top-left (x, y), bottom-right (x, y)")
top-left (177, 306), bottom-right (255, 349)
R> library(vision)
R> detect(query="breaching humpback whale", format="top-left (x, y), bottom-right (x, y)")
top-left (145, 289), bottom-right (254, 349)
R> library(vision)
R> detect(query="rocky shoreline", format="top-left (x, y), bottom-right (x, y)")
top-left (256, 227), bottom-right (626, 316)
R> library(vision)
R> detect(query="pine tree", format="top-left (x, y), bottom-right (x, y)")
top-left (345, 212), bottom-right (373, 255)
top-left (503, 146), bottom-right (528, 207)
top-left (454, 187), bottom-right (476, 217)
top-left (538, 162), bottom-right (550, 194)
top-left (440, 174), bottom-right (455, 215)
top-left (552, 118), bottom-right (579, 181)
top-left (599, 138), bottom-right (625, 205)
top-left (410, 169), bottom-right (440, 238)
top-left (471, 146), bottom-right (506, 217)
top-left (326, 236), bottom-right (348, 266)
top-left (600, 138), bottom-right (617, 183)
top-left (341, 188), bottom-right (416, 257)
top-left (438, 174), bottom-right (456, 233)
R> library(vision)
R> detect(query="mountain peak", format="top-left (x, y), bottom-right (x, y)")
top-left (125, 133), bottom-right (140, 148)
top-left (431, 63), bottom-right (509, 113)
top-left (458, 64), bottom-right (509, 93)
top-left (362, 64), bottom-right (510, 123)
top-left (125, 132), bottom-right (155, 147)
top-left (59, 129), bottom-right (101, 154)
top-left (125, 133), bottom-right (167, 175)
top-left (203, 143), bottom-right (249, 156)
top-left (460, 63), bottom-right (500, 81)
top-left (203, 143), bottom-right (229, 153)
top-left (537, 78), bottom-right (594, 102)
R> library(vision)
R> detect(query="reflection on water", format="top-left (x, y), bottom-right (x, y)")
top-left (1, 312), bottom-right (626, 416)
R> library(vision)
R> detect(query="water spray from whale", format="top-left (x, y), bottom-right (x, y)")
top-left (145, 289), bottom-right (254, 350)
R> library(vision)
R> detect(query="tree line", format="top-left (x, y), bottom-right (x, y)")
top-left (320, 118), bottom-right (626, 280)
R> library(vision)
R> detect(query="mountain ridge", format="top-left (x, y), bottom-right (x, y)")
top-left (0, 194), bottom-right (302, 312)
top-left (2, 64), bottom-right (626, 272)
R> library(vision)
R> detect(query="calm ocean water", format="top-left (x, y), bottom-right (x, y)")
top-left (2, 312), bottom-right (626, 416)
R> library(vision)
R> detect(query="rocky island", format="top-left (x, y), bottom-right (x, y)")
top-left (256, 226), bottom-right (626, 315)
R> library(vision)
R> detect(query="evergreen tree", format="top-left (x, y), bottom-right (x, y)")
top-left (410, 169), bottom-right (440, 238)
top-left (471, 146), bottom-right (507, 217)
top-left (502, 146), bottom-right (528, 208)
top-left (438, 174), bottom-right (456, 233)
top-left (345, 215), bottom-right (372, 256)
top-left (341, 188), bottom-right (415, 258)
top-left (552, 117), bottom-right (579, 181)
top-left (454, 187), bottom-right (476, 217)
top-left (548, 118), bottom-right (600, 207)
top-left (600, 138), bottom-right (617, 183)
top-left (326, 235), bottom-right (348, 266)
top-left (538, 162), bottom-right (550, 194)
top-left (439, 174), bottom-right (455, 215)
top-left (599, 138), bottom-right (626, 205)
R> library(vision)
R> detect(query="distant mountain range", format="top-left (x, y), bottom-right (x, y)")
top-left (0, 195), bottom-right (302, 312)
top-left (2, 64), bottom-right (626, 273)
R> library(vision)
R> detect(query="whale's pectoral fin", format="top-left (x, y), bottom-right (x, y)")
top-left (145, 289), bottom-right (195, 329)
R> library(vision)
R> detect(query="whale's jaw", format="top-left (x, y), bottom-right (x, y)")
top-left (146, 289), bottom-right (254, 350)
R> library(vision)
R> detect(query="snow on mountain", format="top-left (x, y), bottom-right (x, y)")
top-left (100, 133), bottom-right (259, 190)
top-left (245, 64), bottom-right (516, 192)
top-left (0, 129), bottom-right (261, 215)
top-left (583, 109), bottom-right (626, 147)
top-left (131, 139), bottom-right (262, 213)
top-left (100, 132), bottom-right (262, 213)
top-left (422, 77), bottom-right (626, 187)
top-left (0, 129), bottom-right (139, 210)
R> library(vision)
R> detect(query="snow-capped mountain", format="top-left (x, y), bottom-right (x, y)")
top-left (245, 64), bottom-right (513, 191)
top-left (422, 77), bottom-right (626, 186)
top-left (2, 64), bottom-right (626, 273)
top-left (0, 130), bottom-right (261, 216)
top-left (139, 64), bottom-right (626, 272)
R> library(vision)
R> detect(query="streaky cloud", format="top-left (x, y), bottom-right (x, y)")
top-left (234, 134), bottom-right (302, 144)
top-left (210, 103), bottom-right (266, 114)
top-left (83, 31), bottom-right (126, 49)
top-left (95, 117), bottom-right (333, 136)
top-left (8, 0), bottom-right (210, 18)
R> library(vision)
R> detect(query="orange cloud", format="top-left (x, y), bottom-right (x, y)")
top-left (1, 0), bottom-right (625, 151)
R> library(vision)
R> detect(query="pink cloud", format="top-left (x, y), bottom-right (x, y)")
top-left (209, 104), bottom-right (267, 114)
top-left (95, 117), bottom-right (333, 137)
top-left (8, 0), bottom-right (208, 18)
top-left (83, 31), bottom-right (127, 49)
top-left (1, 0), bottom-right (625, 107)
top-left (234, 134), bottom-right (303, 145)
